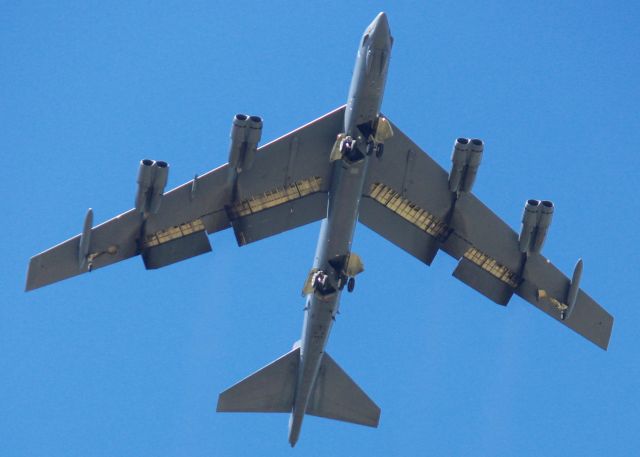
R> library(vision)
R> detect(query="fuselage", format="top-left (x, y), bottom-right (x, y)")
top-left (288, 12), bottom-right (392, 447)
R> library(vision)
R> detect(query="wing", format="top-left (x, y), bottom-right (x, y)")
top-left (360, 118), bottom-right (613, 350)
top-left (26, 106), bottom-right (345, 291)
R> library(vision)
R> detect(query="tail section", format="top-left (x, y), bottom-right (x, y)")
top-left (216, 347), bottom-right (299, 413)
top-left (307, 352), bottom-right (380, 427)
top-left (217, 347), bottom-right (380, 446)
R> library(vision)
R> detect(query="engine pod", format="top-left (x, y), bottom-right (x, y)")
top-left (135, 159), bottom-right (155, 213)
top-left (228, 114), bottom-right (249, 170)
top-left (448, 138), bottom-right (469, 192)
top-left (519, 199), bottom-right (540, 253)
top-left (242, 115), bottom-right (263, 172)
top-left (460, 138), bottom-right (483, 193)
top-left (148, 161), bottom-right (169, 215)
top-left (530, 200), bottom-right (554, 253)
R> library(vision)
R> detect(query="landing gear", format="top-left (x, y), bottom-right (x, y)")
top-left (313, 271), bottom-right (328, 290)
top-left (366, 140), bottom-right (375, 156)
top-left (340, 136), bottom-right (366, 162)
top-left (347, 277), bottom-right (355, 293)
top-left (365, 139), bottom-right (384, 159)
top-left (340, 136), bottom-right (355, 156)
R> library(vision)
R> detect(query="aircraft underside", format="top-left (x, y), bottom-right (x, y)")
top-left (26, 11), bottom-right (613, 447)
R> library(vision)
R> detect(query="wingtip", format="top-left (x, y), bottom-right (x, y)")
top-left (600, 317), bottom-right (614, 351)
top-left (25, 258), bottom-right (37, 292)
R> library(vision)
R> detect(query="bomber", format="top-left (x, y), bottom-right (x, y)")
top-left (26, 12), bottom-right (613, 446)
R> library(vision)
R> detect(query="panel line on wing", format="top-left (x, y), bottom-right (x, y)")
top-left (229, 176), bottom-right (323, 219)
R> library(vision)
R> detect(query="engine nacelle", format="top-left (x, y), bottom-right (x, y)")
top-left (228, 114), bottom-right (248, 170)
top-left (519, 199), bottom-right (540, 252)
top-left (531, 200), bottom-right (554, 253)
top-left (448, 138), bottom-right (483, 193)
top-left (518, 199), bottom-right (554, 253)
top-left (448, 138), bottom-right (469, 192)
top-left (461, 139), bottom-right (484, 193)
top-left (228, 114), bottom-right (263, 173)
top-left (134, 159), bottom-right (170, 215)
top-left (135, 159), bottom-right (156, 213)
top-left (148, 161), bottom-right (169, 214)
top-left (243, 115), bottom-right (263, 172)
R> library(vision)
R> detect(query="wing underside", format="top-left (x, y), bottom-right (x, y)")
top-left (26, 107), bottom-right (346, 291)
top-left (360, 117), bottom-right (613, 349)
top-left (26, 107), bottom-right (613, 349)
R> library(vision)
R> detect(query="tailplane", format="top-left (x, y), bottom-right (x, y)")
top-left (307, 352), bottom-right (380, 427)
top-left (216, 347), bottom-right (299, 413)
top-left (216, 347), bottom-right (380, 444)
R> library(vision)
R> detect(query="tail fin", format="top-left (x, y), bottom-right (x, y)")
top-left (307, 353), bottom-right (380, 427)
top-left (217, 347), bottom-right (299, 413)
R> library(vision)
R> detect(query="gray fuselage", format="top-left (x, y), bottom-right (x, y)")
top-left (288, 12), bottom-right (392, 447)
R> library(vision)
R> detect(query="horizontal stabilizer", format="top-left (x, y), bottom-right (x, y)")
top-left (217, 347), bottom-right (299, 413)
top-left (307, 353), bottom-right (380, 427)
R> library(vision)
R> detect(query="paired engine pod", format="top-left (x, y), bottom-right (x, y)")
top-left (461, 139), bottom-right (484, 193)
top-left (228, 114), bottom-right (263, 173)
top-left (518, 199), bottom-right (554, 254)
top-left (531, 200), bottom-right (554, 253)
top-left (134, 159), bottom-right (170, 215)
top-left (448, 137), bottom-right (483, 193)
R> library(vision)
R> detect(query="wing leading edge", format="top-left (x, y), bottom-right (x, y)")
top-left (26, 107), bottom-right (346, 291)
top-left (360, 117), bottom-right (613, 349)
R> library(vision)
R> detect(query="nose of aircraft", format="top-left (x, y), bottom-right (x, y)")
top-left (369, 12), bottom-right (391, 47)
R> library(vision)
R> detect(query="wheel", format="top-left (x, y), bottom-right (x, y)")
top-left (366, 141), bottom-right (375, 156)
top-left (340, 137), bottom-right (353, 155)
top-left (347, 277), bottom-right (355, 293)
top-left (375, 143), bottom-right (384, 158)
top-left (313, 271), bottom-right (326, 289)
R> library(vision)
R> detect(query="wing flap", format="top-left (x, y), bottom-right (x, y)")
top-left (232, 192), bottom-right (327, 246)
top-left (453, 257), bottom-right (514, 305)
top-left (359, 197), bottom-right (439, 265)
top-left (142, 230), bottom-right (212, 269)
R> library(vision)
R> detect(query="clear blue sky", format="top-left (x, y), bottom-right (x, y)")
top-left (2, 1), bottom-right (639, 456)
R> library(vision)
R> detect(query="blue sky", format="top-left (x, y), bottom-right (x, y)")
top-left (2, 1), bottom-right (639, 456)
